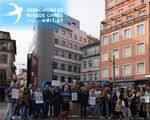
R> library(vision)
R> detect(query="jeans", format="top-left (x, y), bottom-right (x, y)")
top-left (4, 103), bottom-right (16, 120)
top-left (20, 106), bottom-right (28, 119)
top-left (43, 101), bottom-right (49, 117)
top-left (80, 104), bottom-right (87, 117)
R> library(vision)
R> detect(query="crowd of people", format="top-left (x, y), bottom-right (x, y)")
top-left (3, 79), bottom-right (150, 120)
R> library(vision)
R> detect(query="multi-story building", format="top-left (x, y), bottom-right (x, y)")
top-left (100, 0), bottom-right (149, 87)
top-left (0, 31), bottom-right (16, 100)
top-left (29, 14), bottom-right (96, 85)
top-left (81, 40), bottom-right (100, 80)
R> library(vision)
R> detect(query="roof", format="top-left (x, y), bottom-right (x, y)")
top-left (81, 40), bottom-right (100, 49)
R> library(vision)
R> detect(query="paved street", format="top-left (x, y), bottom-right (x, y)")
top-left (0, 102), bottom-right (150, 120)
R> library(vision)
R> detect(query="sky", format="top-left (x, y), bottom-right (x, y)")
top-left (0, 0), bottom-right (105, 71)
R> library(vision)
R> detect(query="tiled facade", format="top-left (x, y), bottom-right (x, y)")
top-left (100, 0), bottom-right (150, 86)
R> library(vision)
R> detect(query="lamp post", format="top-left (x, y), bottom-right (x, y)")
top-left (113, 55), bottom-right (116, 88)
top-left (50, 56), bottom-right (54, 81)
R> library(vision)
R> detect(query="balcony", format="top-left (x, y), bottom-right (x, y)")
top-left (103, 3), bottom-right (146, 24)
top-left (101, 15), bottom-right (148, 35)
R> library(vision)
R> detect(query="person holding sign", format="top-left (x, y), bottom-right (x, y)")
top-left (71, 80), bottom-right (80, 117)
top-left (145, 86), bottom-right (150, 114)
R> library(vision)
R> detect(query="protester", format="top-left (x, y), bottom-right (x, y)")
top-left (79, 87), bottom-right (89, 118)
top-left (43, 84), bottom-right (51, 118)
top-left (19, 87), bottom-right (29, 120)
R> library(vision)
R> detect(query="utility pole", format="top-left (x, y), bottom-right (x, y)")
top-left (113, 55), bottom-right (116, 88)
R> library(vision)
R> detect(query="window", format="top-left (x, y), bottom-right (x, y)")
top-left (84, 38), bottom-right (87, 43)
top-left (61, 63), bottom-right (65, 70)
top-left (139, 11), bottom-right (145, 16)
top-left (115, 20), bottom-right (121, 25)
top-left (102, 68), bottom-right (108, 77)
top-left (74, 54), bottom-right (77, 60)
top-left (129, 4), bottom-right (135, 10)
top-left (60, 51), bottom-right (65, 57)
top-left (136, 43), bottom-right (144, 55)
top-left (83, 75), bottom-right (86, 80)
top-left (53, 62), bottom-right (58, 69)
top-left (112, 49), bottom-right (119, 59)
top-left (102, 52), bottom-right (108, 62)
top-left (68, 65), bottom-right (72, 72)
top-left (94, 73), bottom-right (98, 80)
top-left (55, 27), bottom-right (58, 33)
top-left (88, 61), bottom-right (92, 68)
top-left (93, 59), bottom-right (99, 68)
top-left (68, 77), bottom-right (72, 83)
top-left (88, 74), bottom-right (92, 80)
top-left (79, 37), bottom-right (82, 42)
top-left (74, 44), bottom-right (77, 50)
top-left (83, 61), bottom-right (86, 69)
top-left (118, 9), bottom-right (124, 14)
top-left (62, 30), bottom-right (65, 35)
top-left (55, 38), bottom-right (58, 44)
top-left (74, 35), bottom-right (77, 40)
top-left (112, 32), bottom-right (119, 43)
top-left (107, 0), bottom-right (115, 8)
top-left (0, 42), bottom-right (8, 50)
top-left (112, 66), bottom-right (119, 76)
top-left (69, 53), bottom-right (72, 59)
top-left (68, 43), bottom-right (72, 48)
top-left (107, 13), bottom-right (113, 19)
top-left (69, 33), bottom-right (72, 38)
top-left (102, 35), bottom-right (108, 45)
top-left (124, 28), bottom-right (131, 39)
top-left (62, 41), bottom-right (65, 46)
top-left (54, 49), bottom-right (58, 55)
top-left (137, 24), bottom-right (144, 36)
top-left (124, 46), bottom-right (131, 58)
top-left (0, 54), bottom-right (8, 64)
top-left (137, 62), bottom-right (145, 74)
top-left (74, 66), bottom-right (77, 72)
top-left (52, 75), bottom-right (57, 80)
top-left (61, 76), bottom-right (65, 82)
top-left (124, 64), bottom-right (131, 75)
top-left (127, 16), bottom-right (133, 21)
top-left (0, 70), bottom-right (7, 81)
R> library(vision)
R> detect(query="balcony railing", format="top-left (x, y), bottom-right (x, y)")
top-left (104, 3), bottom-right (146, 24)
top-left (101, 14), bottom-right (148, 35)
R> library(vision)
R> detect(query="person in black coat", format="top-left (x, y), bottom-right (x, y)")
top-left (52, 87), bottom-right (62, 117)
top-left (43, 84), bottom-right (52, 118)
top-left (79, 87), bottom-right (89, 118)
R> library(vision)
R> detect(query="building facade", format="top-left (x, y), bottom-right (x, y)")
top-left (100, 0), bottom-right (149, 87)
top-left (81, 41), bottom-right (100, 80)
top-left (29, 14), bottom-right (96, 85)
top-left (0, 31), bottom-right (16, 100)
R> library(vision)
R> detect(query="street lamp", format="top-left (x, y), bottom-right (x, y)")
top-left (112, 55), bottom-right (116, 88)
top-left (50, 56), bottom-right (54, 81)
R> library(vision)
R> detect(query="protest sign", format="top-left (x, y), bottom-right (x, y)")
top-left (89, 97), bottom-right (96, 105)
top-left (34, 92), bottom-right (43, 104)
top-left (71, 92), bottom-right (78, 101)
top-left (52, 80), bottom-right (60, 86)
top-left (12, 89), bottom-right (19, 99)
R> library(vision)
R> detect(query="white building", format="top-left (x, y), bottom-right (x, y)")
top-left (29, 14), bottom-right (97, 85)
top-left (81, 40), bottom-right (100, 80)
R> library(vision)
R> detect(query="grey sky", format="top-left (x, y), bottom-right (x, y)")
top-left (1, 1), bottom-right (105, 71)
